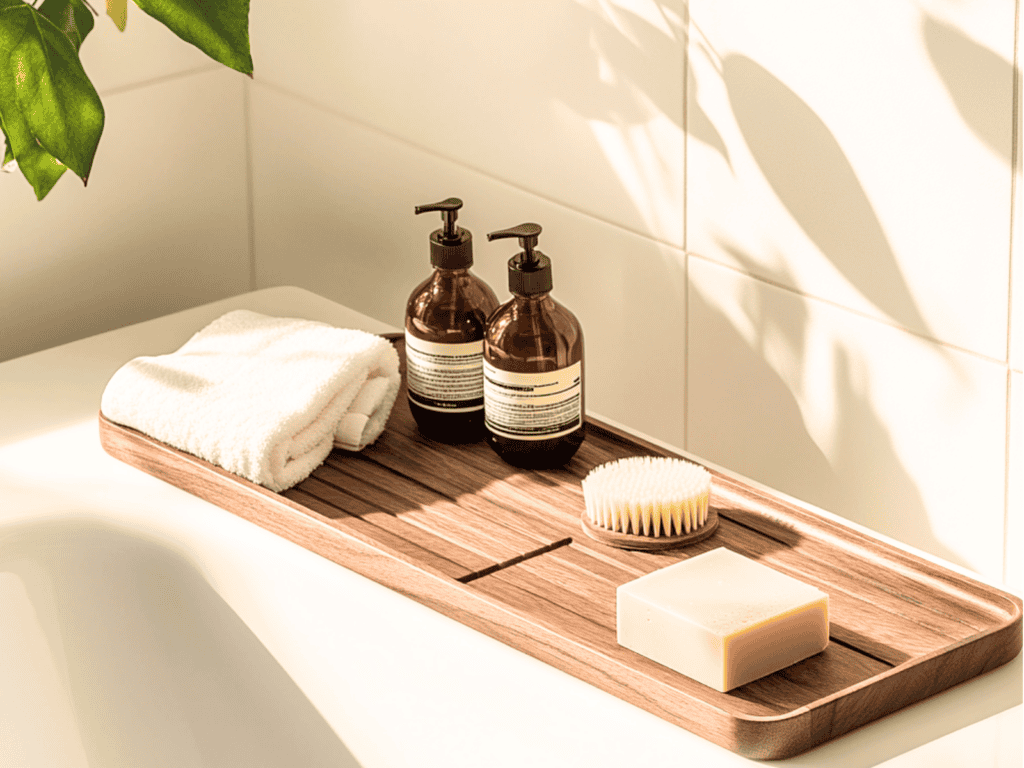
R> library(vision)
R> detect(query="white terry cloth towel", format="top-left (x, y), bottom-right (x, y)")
top-left (100, 309), bottom-right (401, 492)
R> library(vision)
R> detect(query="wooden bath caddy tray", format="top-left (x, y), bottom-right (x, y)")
top-left (98, 335), bottom-right (1022, 760)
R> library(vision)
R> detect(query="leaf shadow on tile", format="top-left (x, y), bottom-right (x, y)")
top-left (541, 1), bottom-right (686, 243)
top-left (721, 54), bottom-right (937, 346)
top-left (687, 60), bottom-right (731, 172)
top-left (689, 256), bottom-right (973, 572)
top-left (923, 14), bottom-right (1013, 166)
top-left (552, 2), bottom-right (683, 129)
top-left (0, 517), bottom-right (365, 768)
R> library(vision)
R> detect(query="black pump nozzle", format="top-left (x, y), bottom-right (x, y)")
top-left (415, 197), bottom-right (463, 242)
top-left (415, 197), bottom-right (473, 269)
top-left (487, 222), bottom-right (552, 296)
top-left (487, 223), bottom-right (542, 268)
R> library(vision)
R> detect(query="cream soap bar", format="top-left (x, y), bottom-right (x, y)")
top-left (617, 547), bottom-right (829, 692)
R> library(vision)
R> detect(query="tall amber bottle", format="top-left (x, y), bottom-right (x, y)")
top-left (405, 198), bottom-right (499, 443)
top-left (483, 223), bottom-right (585, 468)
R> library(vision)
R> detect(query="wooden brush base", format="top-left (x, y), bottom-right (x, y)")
top-left (580, 507), bottom-right (720, 551)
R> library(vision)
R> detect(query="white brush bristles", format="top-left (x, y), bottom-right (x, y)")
top-left (581, 456), bottom-right (712, 537)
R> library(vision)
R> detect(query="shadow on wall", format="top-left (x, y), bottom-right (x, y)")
top-left (923, 14), bottom-right (1014, 166)
top-left (687, 61), bottom-right (731, 173)
top-left (720, 54), bottom-right (936, 343)
top-left (552, 1), bottom-right (685, 243)
top-left (561, 6), bottom-right (972, 566)
top-left (688, 249), bottom-right (971, 571)
top-left (0, 518), bottom-right (363, 768)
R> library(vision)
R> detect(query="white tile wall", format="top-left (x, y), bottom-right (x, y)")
top-left (247, 2), bottom-right (1019, 584)
top-left (1013, 0), bottom-right (1023, 374)
top-left (78, 6), bottom-right (219, 94)
top-left (686, 0), bottom-right (1014, 361)
top-left (1010, 0), bottom-right (1022, 593)
top-left (688, 257), bottom-right (1009, 581)
top-left (250, 0), bottom-right (686, 247)
top-left (1005, 4), bottom-right (1021, 596)
top-left (250, 84), bottom-right (688, 445)
top-left (0, 70), bottom-right (251, 362)
top-left (4, 3), bottom-right (1019, 588)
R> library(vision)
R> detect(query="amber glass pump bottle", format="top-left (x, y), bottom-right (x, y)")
top-left (483, 223), bottom-right (585, 468)
top-left (405, 198), bottom-right (499, 443)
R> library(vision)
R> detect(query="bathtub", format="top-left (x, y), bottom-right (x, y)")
top-left (0, 517), bottom-right (364, 768)
top-left (1, 287), bottom-right (1018, 768)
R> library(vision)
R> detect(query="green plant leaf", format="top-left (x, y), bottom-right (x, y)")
top-left (2, 121), bottom-right (13, 166)
top-left (106, 0), bottom-right (125, 32)
top-left (0, 0), bottom-right (104, 195)
top-left (8, 138), bottom-right (67, 196)
top-left (0, 104), bottom-right (67, 195)
top-left (132, 0), bottom-right (251, 75)
top-left (38, 0), bottom-right (95, 51)
top-left (7, 0), bottom-right (94, 198)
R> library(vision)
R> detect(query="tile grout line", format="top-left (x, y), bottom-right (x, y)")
top-left (242, 77), bottom-right (258, 291)
top-left (682, 7), bottom-right (689, 453)
top-left (254, 77), bottom-right (1012, 370)
top-left (249, 78), bottom-right (684, 245)
top-left (1005, 0), bottom-right (1021, 587)
top-left (97, 63), bottom-right (222, 98)
top-left (688, 251), bottom-right (1013, 368)
top-left (684, 251), bottom-right (690, 452)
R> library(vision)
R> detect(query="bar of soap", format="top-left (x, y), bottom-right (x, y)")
top-left (617, 547), bottom-right (829, 692)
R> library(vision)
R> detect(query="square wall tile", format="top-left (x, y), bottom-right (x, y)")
top-left (1, 70), bottom-right (251, 362)
top-left (687, 1), bottom-right (1013, 360)
top-left (250, 0), bottom-right (685, 247)
top-left (688, 257), bottom-right (1007, 581)
top-left (251, 84), bottom-right (687, 446)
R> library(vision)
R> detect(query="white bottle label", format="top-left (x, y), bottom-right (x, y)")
top-left (483, 360), bottom-right (583, 440)
top-left (405, 332), bottom-right (485, 413)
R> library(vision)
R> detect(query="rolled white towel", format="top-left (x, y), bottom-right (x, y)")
top-left (100, 309), bottom-right (401, 492)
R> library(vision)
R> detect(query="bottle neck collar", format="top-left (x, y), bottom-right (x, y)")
top-left (511, 292), bottom-right (553, 308)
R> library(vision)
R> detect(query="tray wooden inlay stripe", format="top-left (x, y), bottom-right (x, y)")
top-left (97, 334), bottom-right (1022, 760)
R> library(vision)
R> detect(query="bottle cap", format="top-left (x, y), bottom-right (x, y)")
top-left (415, 197), bottom-right (473, 269)
top-left (487, 223), bottom-right (553, 296)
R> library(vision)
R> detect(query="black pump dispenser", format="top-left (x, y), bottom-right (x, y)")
top-left (415, 197), bottom-right (473, 269)
top-left (483, 221), bottom-right (585, 468)
top-left (487, 223), bottom-right (553, 296)
top-left (405, 196), bottom-right (499, 444)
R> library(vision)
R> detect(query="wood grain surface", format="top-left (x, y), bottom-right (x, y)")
top-left (97, 335), bottom-right (1022, 760)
